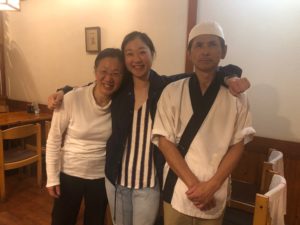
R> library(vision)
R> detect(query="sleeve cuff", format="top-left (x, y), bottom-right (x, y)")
top-left (152, 129), bottom-right (176, 147)
top-left (230, 127), bottom-right (256, 146)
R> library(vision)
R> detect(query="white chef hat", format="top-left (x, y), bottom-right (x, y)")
top-left (188, 21), bottom-right (225, 45)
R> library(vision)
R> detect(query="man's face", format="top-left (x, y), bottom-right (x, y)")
top-left (188, 34), bottom-right (227, 73)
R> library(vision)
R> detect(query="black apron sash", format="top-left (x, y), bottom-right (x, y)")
top-left (163, 74), bottom-right (221, 203)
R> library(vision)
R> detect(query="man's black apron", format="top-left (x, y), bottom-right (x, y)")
top-left (163, 73), bottom-right (221, 203)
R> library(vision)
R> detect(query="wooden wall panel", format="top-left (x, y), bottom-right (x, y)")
top-left (232, 148), bottom-right (267, 189)
top-left (284, 156), bottom-right (300, 225)
top-left (185, 0), bottom-right (197, 73)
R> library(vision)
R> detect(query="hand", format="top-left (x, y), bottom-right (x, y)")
top-left (226, 77), bottom-right (251, 96)
top-left (186, 181), bottom-right (218, 210)
top-left (47, 185), bottom-right (61, 198)
top-left (193, 198), bottom-right (216, 211)
top-left (48, 91), bottom-right (64, 110)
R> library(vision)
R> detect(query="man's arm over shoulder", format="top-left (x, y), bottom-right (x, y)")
top-left (165, 64), bottom-right (250, 95)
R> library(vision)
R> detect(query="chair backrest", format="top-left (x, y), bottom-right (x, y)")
top-left (0, 123), bottom-right (43, 201)
top-left (1, 124), bottom-right (41, 140)
top-left (231, 149), bottom-right (269, 210)
top-left (260, 162), bottom-right (273, 194)
top-left (260, 149), bottom-right (284, 193)
top-left (253, 171), bottom-right (287, 225)
top-left (0, 124), bottom-right (42, 165)
top-left (268, 148), bottom-right (284, 176)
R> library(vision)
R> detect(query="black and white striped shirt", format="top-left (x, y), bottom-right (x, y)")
top-left (119, 100), bottom-right (156, 189)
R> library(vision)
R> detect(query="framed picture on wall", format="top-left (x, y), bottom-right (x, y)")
top-left (85, 27), bottom-right (101, 53)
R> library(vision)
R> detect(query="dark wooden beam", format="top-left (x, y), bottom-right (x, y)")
top-left (185, 0), bottom-right (198, 73)
top-left (0, 12), bottom-right (7, 98)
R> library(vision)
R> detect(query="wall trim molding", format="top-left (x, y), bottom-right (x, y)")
top-left (247, 136), bottom-right (300, 159)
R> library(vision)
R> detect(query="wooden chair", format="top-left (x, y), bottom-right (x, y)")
top-left (0, 123), bottom-right (42, 201)
top-left (224, 170), bottom-right (286, 225)
top-left (229, 149), bottom-right (285, 213)
top-left (228, 162), bottom-right (270, 213)
top-left (253, 171), bottom-right (287, 225)
top-left (228, 149), bottom-right (266, 213)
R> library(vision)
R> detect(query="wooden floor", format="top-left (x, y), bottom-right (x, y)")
top-left (0, 173), bottom-right (252, 225)
top-left (0, 173), bottom-right (84, 225)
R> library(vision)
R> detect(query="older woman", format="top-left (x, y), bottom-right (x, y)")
top-left (46, 48), bottom-right (125, 225)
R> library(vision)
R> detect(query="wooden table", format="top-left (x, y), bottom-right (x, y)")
top-left (0, 111), bottom-right (52, 146)
top-left (0, 111), bottom-right (52, 128)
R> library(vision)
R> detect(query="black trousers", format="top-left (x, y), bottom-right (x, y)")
top-left (51, 173), bottom-right (107, 225)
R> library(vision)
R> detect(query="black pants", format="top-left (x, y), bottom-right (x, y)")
top-left (51, 173), bottom-right (107, 225)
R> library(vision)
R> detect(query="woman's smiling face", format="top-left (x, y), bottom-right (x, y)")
top-left (94, 57), bottom-right (124, 97)
top-left (123, 38), bottom-right (154, 80)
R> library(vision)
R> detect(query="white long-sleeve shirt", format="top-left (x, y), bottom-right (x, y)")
top-left (46, 83), bottom-right (112, 187)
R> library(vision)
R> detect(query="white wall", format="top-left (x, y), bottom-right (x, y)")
top-left (198, 0), bottom-right (300, 142)
top-left (4, 0), bottom-right (300, 142)
top-left (3, 0), bottom-right (187, 104)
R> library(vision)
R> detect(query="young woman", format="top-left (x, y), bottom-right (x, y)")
top-left (104, 32), bottom-right (166, 225)
top-left (46, 48), bottom-right (125, 225)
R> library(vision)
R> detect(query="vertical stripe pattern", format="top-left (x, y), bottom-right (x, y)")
top-left (119, 101), bottom-right (156, 189)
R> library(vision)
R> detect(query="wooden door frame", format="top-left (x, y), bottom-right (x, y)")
top-left (0, 12), bottom-right (6, 99)
top-left (185, 0), bottom-right (198, 73)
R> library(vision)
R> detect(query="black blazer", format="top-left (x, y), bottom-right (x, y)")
top-left (105, 70), bottom-right (190, 186)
